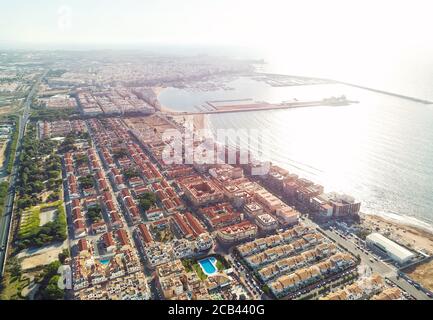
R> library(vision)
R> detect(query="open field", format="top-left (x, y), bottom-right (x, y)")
top-left (0, 274), bottom-right (30, 300)
top-left (20, 244), bottom-right (66, 271)
top-left (18, 206), bottom-right (41, 239)
top-left (405, 260), bottom-right (433, 291)
top-left (17, 200), bottom-right (67, 247)
top-left (0, 138), bottom-right (8, 166)
top-left (0, 100), bottom-right (21, 116)
top-left (39, 207), bottom-right (58, 226)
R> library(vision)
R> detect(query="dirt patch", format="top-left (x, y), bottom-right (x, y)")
top-left (39, 207), bottom-right (58, 226)
top-left (362, 214), bottom-right (433, 255)
top-left (21, 247), bottom-right (63, 271)
top-left (405, 260), bottom-right (433, 291)
top-left (0, 138), bottom-right (8, 165)
top-left (18, 240), bottom-right (67, 271)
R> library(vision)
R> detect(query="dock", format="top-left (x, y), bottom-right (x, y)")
top-left (338, 82), bottom-right (433, 104)
top-left (164, 97), bottom-right (358, 116)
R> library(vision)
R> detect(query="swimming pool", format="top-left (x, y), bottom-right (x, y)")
top-left (198, 257), bottom-right (218, 276)
top-left (100, 259), bottom-right (111, 265)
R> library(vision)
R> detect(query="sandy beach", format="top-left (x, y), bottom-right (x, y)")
top-left (361, 213), bottom-right (433, 255)
top-left (156, 88), bottom-right (207, 132)
top-left (152, 85), bottom-right (178, 114)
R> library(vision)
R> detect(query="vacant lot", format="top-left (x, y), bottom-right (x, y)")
top-left (405, 260), bottom-right (433, 291)
top-left (20, 246), bottom-right (65, 271)
top-left (39, 207), bottom-right (58, 226)
top-left (0, 138), bottom-right (8, 165)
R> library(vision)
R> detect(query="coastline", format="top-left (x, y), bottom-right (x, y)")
top-left (362, 210), bottom-right (433, 235)
top-left (155, 86), bottom-right (208, 131)
top-left (153, 86), bottom-right (176, 113)
top-left (155, 84), bottom-right (433, 251)
top-left (362, 212), bottom-right (433, 255)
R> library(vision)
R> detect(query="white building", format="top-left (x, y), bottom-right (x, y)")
top-left (255, 213), bottom-right (279, 232)
top-left (366, 233), bottom-right (415, 265)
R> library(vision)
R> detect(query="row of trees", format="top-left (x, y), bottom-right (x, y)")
top-left (122, 167), bottom-right (141, 179)
top-left (29, 108), bottom-right (79, 122)
top-left (36, 260), bottom-right (65, 300)
top-left (138, 192), bottom-right (156, 212)
top-left (16, 203), bottom-right (67, 250)
top-left (0, 181), bottom-right (9, 217)
top-left (5, 115), bottom-right (19, 174)
top-left (17, 124), bottom-right (62, 209)
top-left (87, 205), bottom-right (103, 223)
top-left (78, 175), bottom-right (94, 189)
top-left (15, 123), bottom-right (67, 249)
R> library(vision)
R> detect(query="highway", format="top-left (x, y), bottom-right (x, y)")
top-left (0, 71), bottom-right (46, 277)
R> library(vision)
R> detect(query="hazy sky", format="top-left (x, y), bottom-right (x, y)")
top-left (2, 0), bottom-right (433, 87)
top-left (1, 0), bottom-right (432, 50)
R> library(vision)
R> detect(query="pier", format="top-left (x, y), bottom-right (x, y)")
top-left (164, 97), bottom-right (358, 116)
top-left (338, 82), bottom-right (433, 104)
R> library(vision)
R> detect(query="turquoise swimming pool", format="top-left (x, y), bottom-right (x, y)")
top-left (100, 259), bottom-right (111, 265)
top-left (198, 257), bottom-right (217, 276)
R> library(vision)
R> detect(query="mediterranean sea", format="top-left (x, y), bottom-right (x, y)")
top-left (159, 75), bottom-right (433, 231)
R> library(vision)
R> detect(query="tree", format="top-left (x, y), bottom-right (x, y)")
top-left (32, 181), bottom-right (45, 193)
top-left (113, 148), bottom-right (128, 159)
top-left (47, 178), bottom-right (57, 189)
top-left (44, 261), bottom-right (61, 278)
top-left (6, 257), bottom-right (22, 279)
top-left (216, 260), bottom-right (224, 271)
top-left (75, 154), bottom-right (88, 166)
top-left (47, 170), bottom-right (60, 179)
top-left (262, 285), bottom-right (270, 295)
top-left (47, 192), bottom-right (60, 202)
top-left (78, 175), bottom-right (94, 189)
top-left (122, 167), bottom-right (140, 179)
top-left (17, 196), bottom-right (32, 209)
top-left (42, 275), bottom-right (64, 300)
top-left (58, 249), bottom-right (70, 264)
top-left (139, 198), bottom-right (152, 212)
top-left (138, 192), bottom-right (156, 212)
top-left (87, 205), bottom-right (102, 223)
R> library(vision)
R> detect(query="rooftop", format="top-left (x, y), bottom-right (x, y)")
top-left (366, 233), bottom-right (415, 262)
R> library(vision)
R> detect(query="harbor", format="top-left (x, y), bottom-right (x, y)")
top-left (164, 96), bottom-right (358, 116)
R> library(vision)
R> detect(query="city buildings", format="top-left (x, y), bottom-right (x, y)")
top-left (217, 221), bottom-right (258, 245)
top-left (39, 120), bottom-right (86, 139)
top-left (4, 50), bottom-right (425, 303)
top-left (179, 175), bottom-right (224, 207)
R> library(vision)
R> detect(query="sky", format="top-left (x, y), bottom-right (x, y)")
top-left (1, 0), bottom-right (432, 51)
top-left (1, 0), bottom-right (433, 90)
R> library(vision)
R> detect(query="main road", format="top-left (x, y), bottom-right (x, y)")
top-left (0, 71), bottom-right (47, 277)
